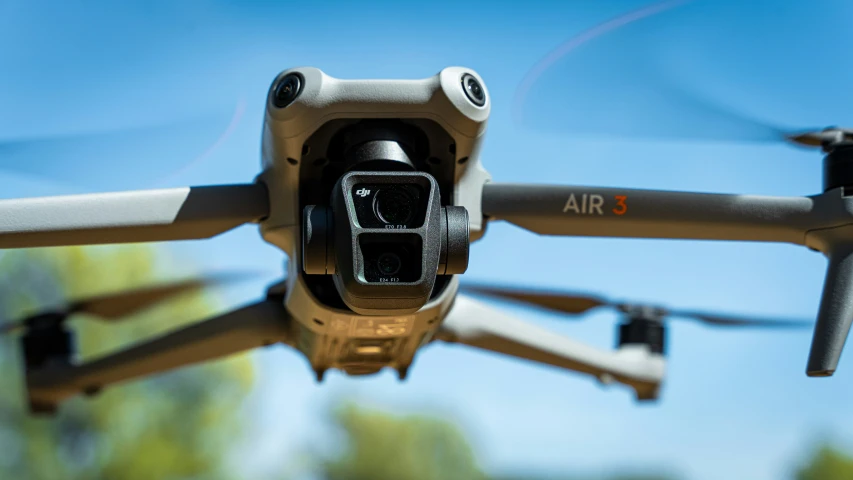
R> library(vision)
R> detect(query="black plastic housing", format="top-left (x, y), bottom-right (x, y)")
top-left (21, 313), bottom-right (74, 370)
top-left (302, 171), bottom-right (470, 315)
top-left (439, 206), bottom-right (469, 275)
top-left (332, 171), bottom-right (443, 315)
top-left (824, 145), bottom-right (853, 192)
top-left (618, 319), bottom-right (666, 355)
top-left (302, 205), bottom-right (336, 275)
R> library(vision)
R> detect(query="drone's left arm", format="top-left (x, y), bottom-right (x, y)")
top-left (25, 299), bottom-right (290, 412)
top-left (0, 183), bottom-right (269, 248)
top-left (432, 295), bottom-right (665, 401)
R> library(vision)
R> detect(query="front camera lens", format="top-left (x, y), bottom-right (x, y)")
top-left (373, 187), bottom-right (415, 225)
top-left (461, 74), bottom-right (486, 107)
top-left (377, 253), bottom-right (402, 276)
top-left (272, 73), bottom-right (303, 108)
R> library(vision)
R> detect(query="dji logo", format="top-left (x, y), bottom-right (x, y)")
top-left (355, 188), bottom-right (371, 198)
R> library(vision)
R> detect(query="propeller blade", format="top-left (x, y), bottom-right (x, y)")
top-left (68, 271), bottom-right (258, 320)
top-left (513, 0), bottom-right (849, 146)
top-left (785, 128), bottom-right (853, 150)
top-left (667, 309), bottom-right (813, 329)
top-left (0, 100), bottom-right (245, 190)
top-left (461, 283), bottom-right (812, 331)
top-left (458, 283), bottom-right (611, 316)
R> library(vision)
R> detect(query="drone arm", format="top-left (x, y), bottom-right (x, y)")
top-left (434, 295), bottom-right (665, 401)
top-left (481, 183), bottom-right (823, 244)
top-left (25, 299), bottom-right (290, 411)
top-left (0, 183), bottom-right (269, 248)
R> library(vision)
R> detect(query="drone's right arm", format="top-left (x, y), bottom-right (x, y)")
top-left (480, 183), bottom-right (831, 244)
top-left (433, 295), bottom-right (665, 401)
top-left (0, 183), bottom-right (269, 248)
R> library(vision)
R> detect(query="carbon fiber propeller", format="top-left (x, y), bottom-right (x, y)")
top-left (0, 271), bottom-right (257, 335)
top-left (0, 101), bottom-right (243, 189)
top-left (513, 0), bottom-right (852, 150)
top-left (459, 283), bottom-right (812, 329)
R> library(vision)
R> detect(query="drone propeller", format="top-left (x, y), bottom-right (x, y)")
top-left (0, 271), bottom-right (257, 335)
top-left (0, 100), bottom-right (245, 190)
top-left (459, 283), bottom-right (813, 329)
top-left (513, 0), bottom-right (851, 149)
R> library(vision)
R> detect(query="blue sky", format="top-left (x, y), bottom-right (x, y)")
top-left (2, 0), bottom-right (853, 479)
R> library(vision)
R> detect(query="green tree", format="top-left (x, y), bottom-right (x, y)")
top-left (0, 244), bottom-right (256, 480)
top-left (316, 402), bottom-right (487, 480)
top-left (795, 443), bottom-right (853, 480)
top-left (314, 402), bottom-right (682, 480)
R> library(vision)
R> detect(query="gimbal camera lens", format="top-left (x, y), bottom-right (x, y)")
top-left (373, 187), bottom-right (416, 225)
top-left (376, 252), bottom-right (403, 276)
top-left (272, 73), bottom-right (304, 108)
top-left (461, 74), bottom-right (486, 107)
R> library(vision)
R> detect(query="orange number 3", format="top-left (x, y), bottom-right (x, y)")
top-left (613, 195), bottom-right (628, 215)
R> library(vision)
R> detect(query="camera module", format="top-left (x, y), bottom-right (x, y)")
top-left (461, 73), bottom-right (486, 107)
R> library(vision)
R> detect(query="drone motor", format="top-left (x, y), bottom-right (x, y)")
top-left (21, 313), bottom-right (75, 370)
top-left (617, 307), bottom-right (667, 355)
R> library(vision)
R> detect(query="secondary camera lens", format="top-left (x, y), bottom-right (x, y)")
top-left (272, 73), bottom-right (303, 108)
top-left (461, 74), bottom-right (486, 107)
top-left (373, 187), bottom-right (415, 225)
top-left (376, 252), bottom-right (402, 276)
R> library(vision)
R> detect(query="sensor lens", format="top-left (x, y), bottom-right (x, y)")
top-left (461, 74), bottom-right (486, 107)
top-left (373, 187), bottom-right (415, 226)
top-left (376, 252), bottom-right (402, 276)
top-left (272, 73), bottom-right (303, 108)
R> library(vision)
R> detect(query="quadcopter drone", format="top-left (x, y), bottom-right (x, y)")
top-left (1, 59), bottom-right (851, 414)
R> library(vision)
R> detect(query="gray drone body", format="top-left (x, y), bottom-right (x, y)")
top-left (5, 65), bottom-right (851, 415)
top-left (257, 66), bottom-right (492, 380)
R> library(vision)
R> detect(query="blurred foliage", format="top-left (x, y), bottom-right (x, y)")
top-left (0, 244), bottom-right (255, 480)
top-left (312, 401), bottom-right (680, 480)
top-left (316, 402), bottom-right (487, 480)
top-left (314, 401), bottom-right (853, 480)
top-left (795, 443), bottom-right (853, 480)
top-left (494, 475), bottom-right (678, 480)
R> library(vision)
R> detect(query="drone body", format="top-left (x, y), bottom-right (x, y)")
top-left (257, 66), bottom-right (491, 382)
top-left (1, 64), bottom-right (849, 416)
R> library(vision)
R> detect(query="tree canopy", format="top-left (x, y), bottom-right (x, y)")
top-left (795, 443), bottom-right (853, 480)
top-left (311, 401), bottom-right (853, 480)
top-left (316, 402), bottom-right (487, 480)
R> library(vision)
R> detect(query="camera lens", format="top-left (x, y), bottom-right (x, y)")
top-left (461, 74), bottom-right (485, 107)
top-left (272, 73), bottom-right (303, 108)
top-left (376, 252), bottom-right (402, 276)
top-left (373, 187), bottom-right (415, 225)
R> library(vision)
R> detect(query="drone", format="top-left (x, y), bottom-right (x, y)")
top-left (1, 60), bottom-right (851, 415)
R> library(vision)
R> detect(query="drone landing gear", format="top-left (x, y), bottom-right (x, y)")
top-left (808, 135), bottom-right (853, 376)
